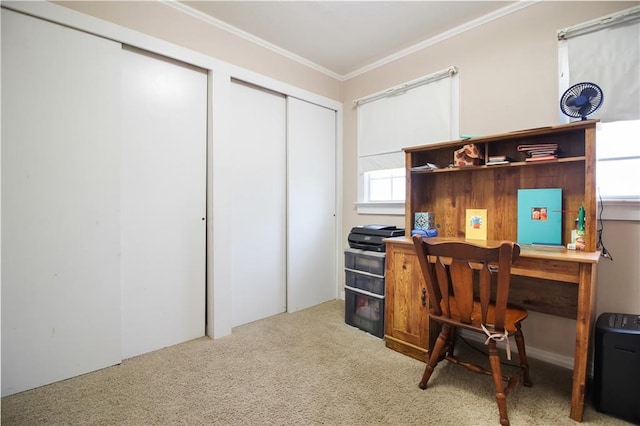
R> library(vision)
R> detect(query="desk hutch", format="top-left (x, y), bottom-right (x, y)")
top-left (384, 120), bottom-right (600, 422)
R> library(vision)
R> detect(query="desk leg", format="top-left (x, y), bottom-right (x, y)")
top-left (570, 262), bottom-right (598, 422)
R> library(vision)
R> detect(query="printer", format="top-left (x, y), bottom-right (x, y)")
top-left (348, 225), bottom-right (405, 252)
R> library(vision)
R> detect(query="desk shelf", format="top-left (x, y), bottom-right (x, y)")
top-left (411, 155), bottom-right (587, 174)
top-left (404, 121), bottom-right (597, 251)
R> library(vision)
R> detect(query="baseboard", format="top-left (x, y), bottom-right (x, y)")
top-left (458, 329), bottom-right (575, 371)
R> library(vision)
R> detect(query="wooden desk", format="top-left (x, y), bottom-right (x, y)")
top-left (384, 237), bottom-right (600, 422)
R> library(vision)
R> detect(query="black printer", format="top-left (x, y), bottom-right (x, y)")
top-left (348, 225), bottom-right (405, 252)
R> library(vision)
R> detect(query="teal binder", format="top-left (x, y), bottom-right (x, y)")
top-left (517, 188), bottom-right (562, 245)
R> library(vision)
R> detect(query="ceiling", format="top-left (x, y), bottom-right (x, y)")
top-left (178, 1), bottom-right (521, 79)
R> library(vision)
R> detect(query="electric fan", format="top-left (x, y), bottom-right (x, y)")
top-left (560, 82), bottom-right (603, 120)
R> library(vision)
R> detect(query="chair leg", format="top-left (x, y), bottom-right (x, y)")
top-left (514, 323), bottom-right (532, 387)
top-left (488, 340), bottom-right (510, 426)
top-left (419, 324), bottom-right (451, 389)
top-left (447, 326), bottom-right (458, 357)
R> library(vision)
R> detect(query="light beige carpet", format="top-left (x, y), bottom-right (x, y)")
top-left (1, 300), bottom-right (632, 425)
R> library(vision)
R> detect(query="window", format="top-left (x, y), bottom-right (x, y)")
top-left (366, 167), bottom-right (406, 202)
top-left (558, 6), bottom-right (640, 220)
top-left (596, 120), bottom-right (640, 200)
top-left (355, 67), bottom-right (459, 214)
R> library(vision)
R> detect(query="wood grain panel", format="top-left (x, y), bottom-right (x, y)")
top-left (508, 276), bottom-right (578, 319)
top-left (512, 256), bottom-right (581, 282)
top-left (385, 243), bottom-right (438, 358)
top-left (405, 121), bottom-right (597, 251)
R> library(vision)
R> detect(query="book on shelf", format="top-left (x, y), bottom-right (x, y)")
top-left (517, 143), bottom-right (558, 152)
top-left (411, 162), bottom-right (439, 171)
top-left (487, 155), bottom-right (513, 165)
top-left (525, 154), bottom-right (558, 162)
top-left (527, 149), bottom-right (557, 156)
top-left (519, 144), bottom-right (559, 161)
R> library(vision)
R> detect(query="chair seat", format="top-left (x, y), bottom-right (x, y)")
top-left (432, 297), bottom-right (528, 334)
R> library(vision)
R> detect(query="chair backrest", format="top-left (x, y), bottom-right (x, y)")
top-left (412, 236), bottom-right (520, 332)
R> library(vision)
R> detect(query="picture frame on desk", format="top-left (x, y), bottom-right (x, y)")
top-left (517, 188), bottom-right (563, 246)
top-left (465, 208), bottom-right (487, 240)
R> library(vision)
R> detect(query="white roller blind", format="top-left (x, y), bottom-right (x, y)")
top-left (558, 6), bottom-right (640, 206)
top-left (559, 6), bottom-right (640, 122)
top-left (357, 68), bottom-right (459, 173)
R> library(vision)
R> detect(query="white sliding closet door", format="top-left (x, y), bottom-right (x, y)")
top-left (120, 47), bottom-right (207, 359)
top-left (1, 9), bottom-right (122, 396)
top-left (230, 81), bottom-right (287, 327)
top-left (287, 98), bottom-right (337, 312)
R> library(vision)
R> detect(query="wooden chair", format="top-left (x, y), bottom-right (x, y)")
top-left (412, 235), bottom-right (532, 426)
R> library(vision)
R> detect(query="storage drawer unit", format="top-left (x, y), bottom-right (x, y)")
top-left (345, 288), bottom-right (384, 338)
top-left (344, 248), bottom-right (386, 338)
top-left (345, 269), bottom-right (384, 296)
top-left (344, 248), bottom-right (386, 276)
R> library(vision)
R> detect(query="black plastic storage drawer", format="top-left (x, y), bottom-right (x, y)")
top-left (345, 288), bottom-right (384, 338)
top-left (344, 248), bottom-right (386, 276)
top-left (345, 269), bottom-right (384, 296)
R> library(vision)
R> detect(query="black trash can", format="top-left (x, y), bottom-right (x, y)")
top-left (593, 312), bottom-right (640, 424)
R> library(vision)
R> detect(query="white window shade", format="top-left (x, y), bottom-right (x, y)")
top-left (559, 6), bottom-right (640, 123)
top-left (357, 68), bottom-right (459, 173)
top-left (558, 6), bottom-right (640, 218)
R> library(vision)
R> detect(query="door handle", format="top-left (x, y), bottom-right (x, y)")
top-left (421, 288), bottom-right (427, 307)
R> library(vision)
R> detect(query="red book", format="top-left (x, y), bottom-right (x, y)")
top-left (517, 143), bottom-right (558, 152)
top-left (525, 155), bottom-right (558, 162)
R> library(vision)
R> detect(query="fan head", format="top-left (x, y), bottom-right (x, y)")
top-left (560, 82), bottom-right (603, 120)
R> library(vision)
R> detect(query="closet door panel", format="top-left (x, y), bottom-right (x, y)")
top-left (120, 47), bottom-right (207, 359)
top-left (1, 9), bottom-right (122, 396)
top-left (287, 98), bottom-right (337, 312)
top-left (230, 81), bottom-right (287, 327)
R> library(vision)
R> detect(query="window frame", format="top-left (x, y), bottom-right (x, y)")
top-left (364, 167), bottom-right (406, 203)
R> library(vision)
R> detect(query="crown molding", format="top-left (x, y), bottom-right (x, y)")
top-left (160, 0), bottom-right (344, 80)
top-left (343, 1), bottom-right (540, 80)
top-left (163, 0), bottom-right (540, 82)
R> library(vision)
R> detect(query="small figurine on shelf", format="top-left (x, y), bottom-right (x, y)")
top-left (568, 206), bottom-right (586, 250)
top-left (453, 143), bottom-right (483, 167)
